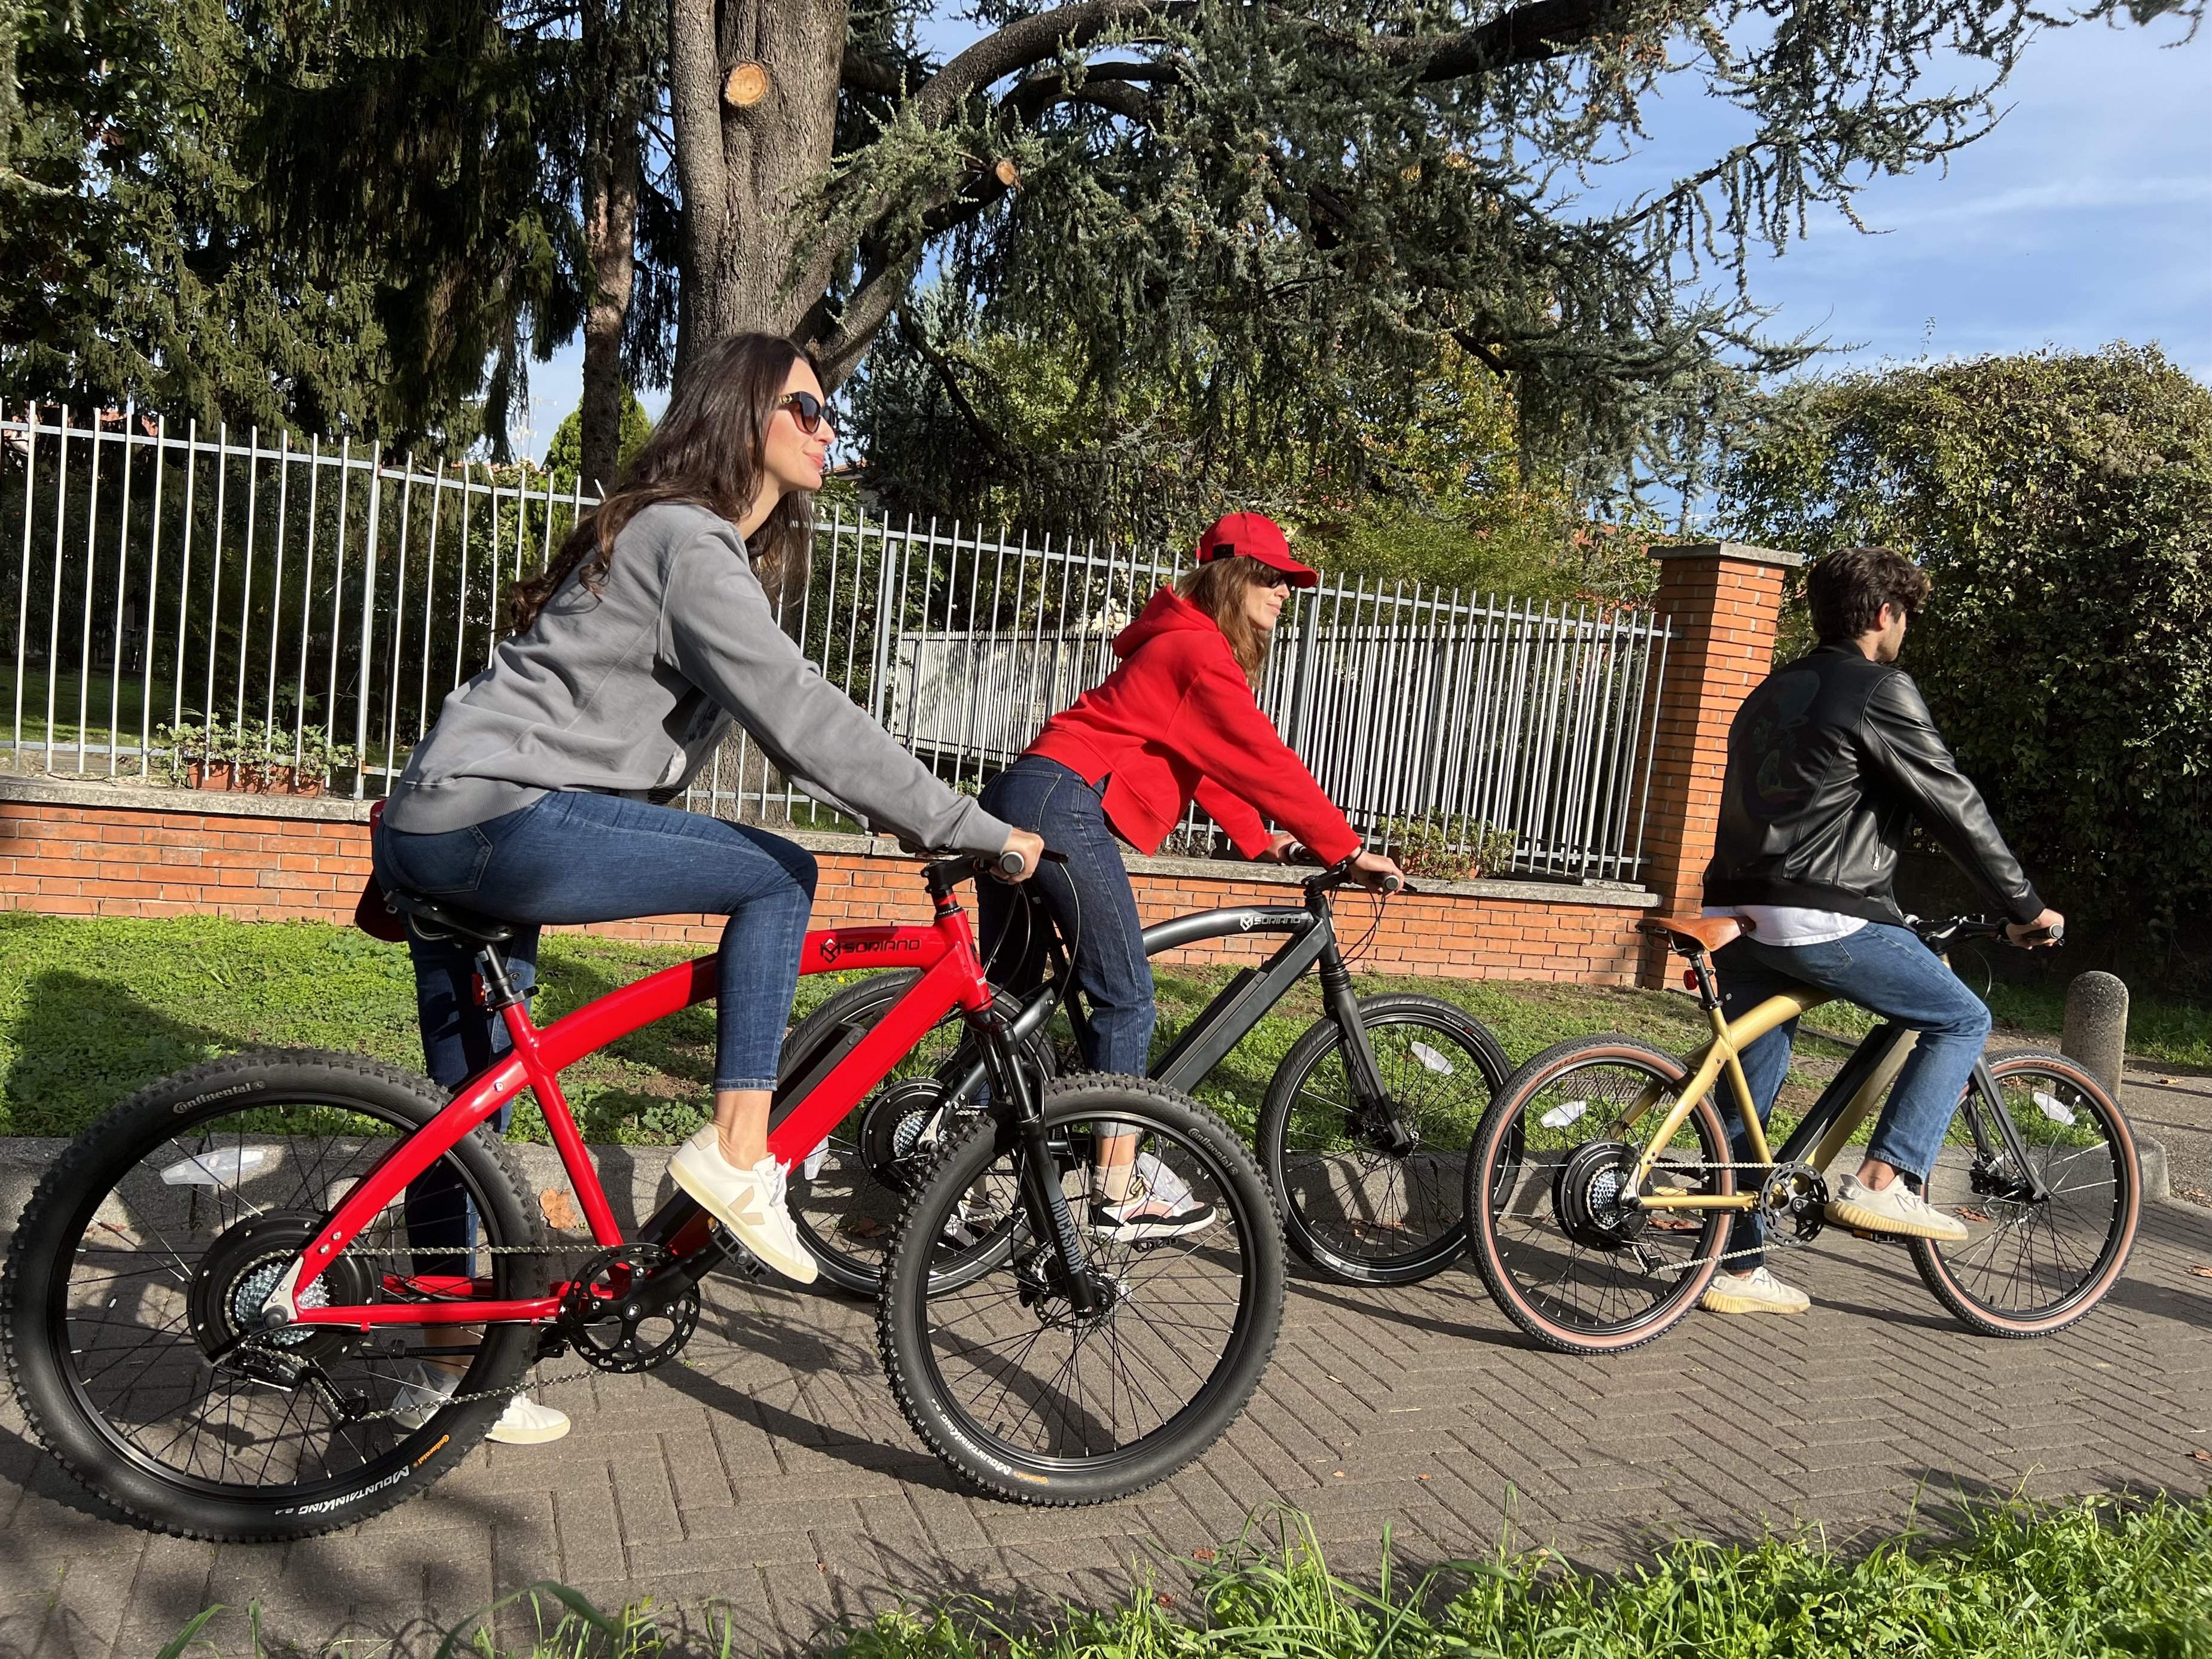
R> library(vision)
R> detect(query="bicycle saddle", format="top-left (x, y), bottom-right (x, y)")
top-left (1639, 915), bottom-right (1742, 955)
top-left (381, 888), bottom-right (516, 948)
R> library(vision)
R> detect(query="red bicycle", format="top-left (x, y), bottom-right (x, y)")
top-left (1, 854), bottom-right (1284, 1539)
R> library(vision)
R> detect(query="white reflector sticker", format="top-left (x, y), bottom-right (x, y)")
top-left (160, 1146), bottom-right (271, 1186)
top-left (2034, 1090), bottom-right (2076, 1127)
top-left (802, 1141), bottom-right (830, 1181)
top-left (1539, 1100), bottom-right (1590, 1131)
top-left (1410, 1042), bottom-right (1456, 1076)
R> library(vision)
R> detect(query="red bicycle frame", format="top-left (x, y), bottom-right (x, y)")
top-left (268, 880), bottom-right (998, 1330)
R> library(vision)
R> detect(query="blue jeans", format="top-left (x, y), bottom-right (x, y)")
top-left (374, 790), bottom-right (818, 1257)
top-left (975, 756), bottom-right (1154, 1076)
top-left (1716, 922), bottom-right (1993, 1271)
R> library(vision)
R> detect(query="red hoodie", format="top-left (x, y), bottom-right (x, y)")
top-left (1026, 588), bottom-right (1362, 864)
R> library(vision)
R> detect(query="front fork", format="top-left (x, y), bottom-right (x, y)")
top-left (1319, 945), bottom-right (1413, 1153)
top-left (973, 1004), bottom-right (1106, 1315)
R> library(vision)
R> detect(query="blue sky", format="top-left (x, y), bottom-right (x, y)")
top-left (511, 14), bottom-right (2210, 463)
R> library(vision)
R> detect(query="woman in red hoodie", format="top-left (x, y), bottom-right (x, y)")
top-left (977, 513), bottom-right (1403, 1238)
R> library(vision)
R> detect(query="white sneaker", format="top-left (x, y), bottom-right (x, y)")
top-left (487, 1394), bottom-right (570, 1445)
top-left (1699, 1266), bottom-right (1811, 1316)
top-left (390, 1361), bottom-right (458, 1431)
top-left (668, 1126), bottom-right (819, 1284)
top-left (1826, 1172), bottom-right (1970, 1244)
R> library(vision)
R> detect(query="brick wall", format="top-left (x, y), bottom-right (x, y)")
top-left (0, 783), bottom-right (1655, 985)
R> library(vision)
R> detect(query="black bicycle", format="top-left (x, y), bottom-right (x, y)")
top-left (771, 858), bottom-right (1511, 1293)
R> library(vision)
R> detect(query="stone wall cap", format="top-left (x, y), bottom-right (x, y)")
top-left (1651, 540), bottom-right (1805, 570)
top-left (0, 774), bottom-right (377, 823)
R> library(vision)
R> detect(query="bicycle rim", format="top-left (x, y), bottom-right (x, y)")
top-left (1911, 1051), bottom-right (2140, 1335)
top-left (1466, 1040), bottom-right (1731, 1354)
top-left (881, 1078), bottom-right (1282, 1500)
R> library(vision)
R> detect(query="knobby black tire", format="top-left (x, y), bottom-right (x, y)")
top-left (1909, 1049), bottom-right (2141, 1338)
top-left (1257, 994), bottom-right (1510, 1285)
top-left (876, 1074), bottom-right (1285, 1505)
top-left (772, 973), bottom-right (1053, 1296)
top-left (1461, 1034), bottom-right (1733, 1356)
top-left (1, 1049), bottom-right (539, 1541)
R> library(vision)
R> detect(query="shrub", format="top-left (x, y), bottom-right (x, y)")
top-left (1373, 814), bottom-right (1517, 881)
top-left (1719, 344), bottom-right (2212, 937)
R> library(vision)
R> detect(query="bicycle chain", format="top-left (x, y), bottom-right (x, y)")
top-left (250, 1236), bottom-right (730, 1427)
top-left (1611, 1156), bottom-right (1832, 1282)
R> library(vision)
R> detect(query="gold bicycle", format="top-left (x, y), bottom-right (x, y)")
top-left (1461, 914), bottom-right (2142, 1355)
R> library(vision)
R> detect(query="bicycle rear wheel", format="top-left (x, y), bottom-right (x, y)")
top-left (1910, 1049), bottom-right (2140, 1337)
top-left (0, 1050), bottom-right (540, 1541)
top-left (1258, 994), bottom-right (1510, 1285)
top-left (1462, 1035), bottom-right (1734, 1355)
top-left (772, 974), bottom-right (1052, 1294)
top-left (878, 1074), bottom-right (1284, 1504)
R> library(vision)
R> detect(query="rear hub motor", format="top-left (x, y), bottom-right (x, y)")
top-left (188, 1211), bottom-right (374, 1368)
top-left (858, 1079), bottom-right (954, 1194)
top-left (1551, 1141), bottom-right (1649, 1249)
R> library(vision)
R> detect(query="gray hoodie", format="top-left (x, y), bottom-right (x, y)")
top-left (381, 501), bottom-right (1012, 856)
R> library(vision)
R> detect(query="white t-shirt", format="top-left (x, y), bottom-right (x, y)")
top-left (1703, 904), bottom-right (1866, 948)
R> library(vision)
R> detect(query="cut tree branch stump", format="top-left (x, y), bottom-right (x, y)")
top-left (724, 60), bottom-right (771, 107)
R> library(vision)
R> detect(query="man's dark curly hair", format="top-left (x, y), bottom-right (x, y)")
top-left (1808, 546), bottom-right (1932, 643)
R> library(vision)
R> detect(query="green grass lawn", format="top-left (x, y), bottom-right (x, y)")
top-left (169, 1493), bottom-right (2212, 1658)
top-left (0, 664), bottom-right (151, 751)
top-left (0, 913), bottom-right (2201, 1142)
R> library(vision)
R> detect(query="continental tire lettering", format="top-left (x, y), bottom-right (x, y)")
top-left (176, 1084), bottom-right (254, 1114)
top-left (273, 1465), bottom-right (408, 1517)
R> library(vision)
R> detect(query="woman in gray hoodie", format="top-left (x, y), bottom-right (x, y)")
top-left (372, 334), bottom-right (1043, 1441)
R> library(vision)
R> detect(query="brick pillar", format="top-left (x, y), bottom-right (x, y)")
top-left (1636, 542), bottom-right (1802, 987)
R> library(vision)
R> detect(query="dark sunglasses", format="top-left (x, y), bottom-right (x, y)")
top-left (1247, 561), bottom-right (1293, 589)
top-left (778, 391), bottom-right (840, 436)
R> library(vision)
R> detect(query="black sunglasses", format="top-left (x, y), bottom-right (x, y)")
top-left (778, 391), bottom-right (840, 436)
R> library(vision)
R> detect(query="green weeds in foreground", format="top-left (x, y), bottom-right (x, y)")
top-left (160, 1495), bottom-right (2212, 1658)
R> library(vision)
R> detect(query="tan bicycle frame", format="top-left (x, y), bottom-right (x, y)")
top-left (1623, 988), bottom-right (1923, 1209)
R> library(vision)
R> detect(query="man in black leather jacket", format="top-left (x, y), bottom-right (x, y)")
top-left (1694, 546), bottom-right (2064, 1317)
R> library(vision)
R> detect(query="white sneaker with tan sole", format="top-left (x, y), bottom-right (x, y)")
top-left (1699, 1266), bottom-right (1811, 1316)
top-left (1825, 1172), bottom-right (1970, 1244)
top-left (668, 1126), bottom-right (820, 1284)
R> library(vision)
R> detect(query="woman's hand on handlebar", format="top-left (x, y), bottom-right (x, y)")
top-left (993, 828), bottom-right (1049, 883)
top-left (1252, 831), bottom-right (1301, 864)
top-left (2007, 908), bottom-right (2065, 948)
top-left (1351, 850), bottom-right (1406, 893)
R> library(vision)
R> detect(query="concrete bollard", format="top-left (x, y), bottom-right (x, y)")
top-left (2061, 971), bottom-right (2129, 1098)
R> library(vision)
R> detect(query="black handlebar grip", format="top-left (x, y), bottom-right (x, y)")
top-left (994, 846), bottom-right (1030, 879)
top-left (1377, 874), bottom-right (1404, 896)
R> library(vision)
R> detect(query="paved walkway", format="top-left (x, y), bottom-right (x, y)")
top-left (5, 1081), bottom-right (2210, 1659)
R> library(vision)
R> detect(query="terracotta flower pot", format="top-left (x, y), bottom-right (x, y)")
top-left (188, 762), bottom-right (233, 792)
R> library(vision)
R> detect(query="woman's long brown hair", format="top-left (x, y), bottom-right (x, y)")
top-left (1174, 556), bottom-right (1278, 688)
top-left (512, 332), bottom-right (818, 634)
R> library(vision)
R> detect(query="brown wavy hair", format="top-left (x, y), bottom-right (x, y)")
top-left (512, 332), bottom-right (818, 634)
top-left (1174, 555), bottom-right (1280, 688)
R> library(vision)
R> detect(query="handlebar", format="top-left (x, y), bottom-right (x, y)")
top-left (921, 846), bottom-right (1068, 893)
top-left (1910, 914), bottom-right (2064, 950)
top-left (1302, 857), bottom-right (1408, 897)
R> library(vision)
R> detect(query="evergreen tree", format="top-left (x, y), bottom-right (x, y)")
top-left (677, 0), bottom-right (2198, 508)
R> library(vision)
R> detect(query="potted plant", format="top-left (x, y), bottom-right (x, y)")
top-left (1374, 814), bottom-right (1517, 882)
top-left (154, 716), bottom-right (358, 796)
top-left (154, 717), bottom-right (240, 791)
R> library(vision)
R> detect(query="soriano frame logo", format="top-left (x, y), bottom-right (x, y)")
top-left (817, 932), bottom-right (924, 967)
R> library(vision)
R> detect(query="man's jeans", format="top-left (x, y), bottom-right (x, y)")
top-left (1715, 922), bottom-right (1991, 1271)
top-left (975, 756), bottom-right (1155, 1076)
top-left (373, 790), bottom-right (818, 1259)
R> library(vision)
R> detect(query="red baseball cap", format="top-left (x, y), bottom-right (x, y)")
top-left (1194, 512), bottom-right (1318, 588)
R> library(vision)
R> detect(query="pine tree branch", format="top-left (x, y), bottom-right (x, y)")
top-left (842, 46), bottom-right (909, 97)
top-left (1328, 0), bottom-right (1637, 80)
top-left (912, 1), bottom-right (1193, 126)
top-left (894, 306), bottom-right (1012, 459)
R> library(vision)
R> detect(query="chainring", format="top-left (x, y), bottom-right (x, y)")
top-left (557, 1244), bottom-right (699, 1374)
top-left (1756, 1162), bottom-right (1829, 1244)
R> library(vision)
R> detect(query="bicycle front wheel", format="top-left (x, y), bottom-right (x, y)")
top-left (878, 1074), bottom-right (1284, 1504)
top-left (0, 1050), bottom-right (540, 1541)
top-left (1462, 1035), bottom-right (1734, 1355)
top-left (1911, 1049), bottom-right (2141, 1337)
top-left (1258, 994), bottom-right (1510, 1284)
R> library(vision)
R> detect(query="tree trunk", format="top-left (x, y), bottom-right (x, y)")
top-left (579, 0), bottom-right (645, 498)
top-left (667, 0), bottom-right (848, 378)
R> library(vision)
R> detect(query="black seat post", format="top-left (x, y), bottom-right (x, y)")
top-left (474, 943), bottom-right (524, 1010)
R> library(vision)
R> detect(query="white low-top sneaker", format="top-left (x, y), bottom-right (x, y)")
top-left (487, 1394), bottom-right (571, 1445)
top-left (668, 1126), bottom-right (820, 1284)
top-left (1699, 1266), bottom-right (1811, 1316)
top-left (1826, 1172), bottom-right (1970, 1243)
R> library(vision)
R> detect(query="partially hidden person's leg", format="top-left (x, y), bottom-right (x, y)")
top-left (373, 817), bottom-right (564, 1438)
top-left (1699, 937), bottom-right (1814, 1315)
top-left (459, 791), bottom-right (822, 1281)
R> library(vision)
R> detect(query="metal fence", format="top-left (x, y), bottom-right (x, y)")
top-left (1, 402), bottom-right (1670, 883)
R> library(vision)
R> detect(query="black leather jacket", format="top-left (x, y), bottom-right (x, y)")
top-left (1704, 645), bottom-right (2044, 927)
